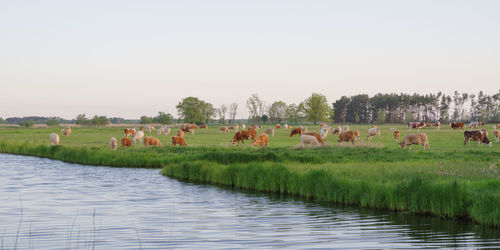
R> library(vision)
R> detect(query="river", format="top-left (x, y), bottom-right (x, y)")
top-left (0, 153), bottom-right (499, 249)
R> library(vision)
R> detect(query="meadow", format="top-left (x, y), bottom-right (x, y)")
top-left (1, 124), bottom-right (499, 226)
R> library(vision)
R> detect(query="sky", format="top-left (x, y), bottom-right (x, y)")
top-left (1, 0), bottom-right (499, 119)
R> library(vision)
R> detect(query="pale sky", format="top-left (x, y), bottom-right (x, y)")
top-left (1, 1), bottom-right (499, 119)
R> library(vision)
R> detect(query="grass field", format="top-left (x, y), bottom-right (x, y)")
top-left (1, 124), bottom-right (499, 226)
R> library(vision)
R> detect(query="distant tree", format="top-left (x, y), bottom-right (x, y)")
top-left (260, 114), bottom-right (269, 123)
top-left (90, 115), bottom-right (110, 126)
top-left (333, 96), bottom-right (350, 123)
top-left (286, 103), bottom-right (305, 124)
top-left (246, 94), bottom-right (265, 123)
top-left (200, 102), bottom-right (216, 124)
top-left (46, 119), bottom-right (59, 126)
top-left (376, 109), bottom-right (385, 124)
top-left (229, 103), bottom-right (238, 124)
top-left (76, 114), bottom-right (90, 125)
top-left (176, 96), bottom-right (215, 124)
top-left (0, 117), bottom-right (6, 124)
top-left (20, 120), bottom-right (35, 127)
top-left (140, 116), bottom-right (153, 124)
top-left (302, 93), bottom-right (332, 124)
top-left (217, 104), bottom-right (228, 124)
top-left (109, 117), bottom-right (124, 124)
top-left (152, 112), bottom-right (173, 125)
top-left (267, 101), bottom-right (287, 123)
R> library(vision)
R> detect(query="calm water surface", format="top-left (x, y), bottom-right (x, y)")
top-left (0, 153), bottom-right (499, 249)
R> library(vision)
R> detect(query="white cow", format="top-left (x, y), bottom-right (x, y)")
top-left (366, 127), bottom-right (381, 141)
top-left (133, 131), bottom-right (145, 143)
top-left (50, 133), bottom-right (60, 145)
top-left (109, 137), bottom-right (118, 150)
top-left (300, 135), bottom-right (320, 147)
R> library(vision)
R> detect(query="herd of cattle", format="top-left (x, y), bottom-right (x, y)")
top-left (47, 122), bottom-right (500, 150)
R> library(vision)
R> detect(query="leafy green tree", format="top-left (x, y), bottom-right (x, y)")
top-left (152, 112), bottom-right (173, 125)
top-left (76, 114), bottom-right (89, 125)
top-left (302, 93), bottom-right (332, 124)
top-left (90, 115), bottom-right (110, 126)
top-left (140, 116), bottom-right (153, 124)
top-left (267, 101), bottom-right (287, 123)
top-left (46, 119), bottom-right (59, 126)
top-left (20, 120), bottom-right (35, 127)
top-left (260, 114), bottom-right (269, 123)
top-left (246, 94), bottom-right (265, 123)
top-left (0, 117), bottom-right (6, 124)
top-left (217, 104), bottom-right (228, 124)
top-left (200, 102), bottom-right (216, 124)
top-left (176, 97), bottom-right (215, 124)
top-left (376, 109), bottom-right (386, 124)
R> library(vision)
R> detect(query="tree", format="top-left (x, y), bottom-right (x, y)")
top-left (246, 93), bottom-right (265, 123)
top-left (76, 114), bottom-right (90, 125)
top-left (217, 104), bottom-right (228, 124)
top-left (153, 112), bottom-right (173, 125)
top-left (140, 116), bottom-right (153, 124)
top-left (302, 93), bottom-right (332, 124)
top-left (200, 102), bottom-right (216, 124)
top-left (376, 109), bottom-right (385, 124)
top-left (90, 115), bottom-right (110, 126)
top-left (260, 114), bottom-right (269, 123)
top-left (267, 101), bottom-right (287, 123)
top-left (46, 119), bottom-right (59, 126)
top-left (20, 120), bottom-right (35, 127)
top-left (229, 103), bottom-right (238, 124)
top-left (333, 96), bottom-right (350, 123)
top-left (0, 117), bottom-right (6, 124)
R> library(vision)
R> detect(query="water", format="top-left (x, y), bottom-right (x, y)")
top-left (0, 153), bottom-right (499, 249)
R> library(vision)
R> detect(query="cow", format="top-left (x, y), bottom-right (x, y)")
top-left (303, 132), bottom-right (324, 145)
top-left (121, 137), bottom-right (133, 147)
top-left (61, 127), bottom-right (71, 136)
top-left (124, 128), bottom-right (132, 137)
top-left (144, 125), bottom-right (155, 133)
top-left (171, 136), bottom-right (186, 146)
top-left (251, 134), bottom-right (269, 146)
top-left (276, 124), bottom-right (281, 129)
top-left (494, 130), bottom-right (500, 143)
top-left (241, 124), bottom-right (246, 129)
top-left (464, 130), bottom-right (492, 147)
top-left (366, 127), bottom-right (380, 141)
top-left (219, 126), bottom-right (229, 134)
top-left (393, 130), bottom-right (400, 142)
top-left (400, 134), bottom-right (430, 150)
top-left (497, 124), bottom-right (500, 129)
top-left (157, 126), bottom-right (170, 136)
top-left (133, 131), bottom-right (145, 144)
top-left (181, 126), bottom-right (195, 135)
top-left (199, 124), bottom-right (208, 129)
top-left (479, 128), bottom-right (488, 136)
top-left (320, 126), bottom-right (329, 140)
top-left (232, 130), bottom-right (257, 145)
top-left (264, 128), bottom-right (275, 137)
top-left (249, 125), bottom-right (258, 130)
top-left (469, 122), bottom-right (478, 129)
top-left (109, 137), bottom-right (118, 150)
top-left (332, 126), bottom-right (342, 135)
top-left (408, 122), bottom-right (424, 131)
top-left (450, 122), bottom-right (465, 130)
top-left (299, 125), bottom-right (308, 133)
top-left (343, 125), bottom-right (350, 131)
top-left (50, 133), bottom-right (60, 145)
top-left (353, 130), bottom-right (361, 141)
top-left (300, 134), bottom-right (320, 147)
top-left (290, 127), bottom-right (303, 137)
top-left (319, 122), bottom-right (326, 128)
top-left (338, 131), bottom-right (356, 145)
top-left (144, 137), bottom-right (161, 147)
top-left (425, 121), bottom-right (440, 130)
top-left (177, 130), bottom-right (185, 138)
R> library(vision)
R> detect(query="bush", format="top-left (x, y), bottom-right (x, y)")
top-left (19, 120), bottom-right (35, 127)
top-left (46, 119), bottom-right (59, 126)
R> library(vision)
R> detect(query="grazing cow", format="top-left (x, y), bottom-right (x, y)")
top-left (181, 127), bottom-right (195, 135)
top-left (393, 130), bottom-right (400, 142)
top-left (303, 132), bottom-right (324, 145)
top-left (61, 127), bottom-right (71, 136)
top-left (50, 133), bottom-right (60, 145)
top-left (496, 124), bottom-right (500, 129)
top-left (125, 128), bottom-right (136, 137)
top-left (400, 134), bottom-right (430, 150)
top-left (479, 128), bottom-right (488, 136)
top-left (469, 122), bottom-right (478, 129)
top-left (133, 131), bottom-right (145, 144)
top-left (124, 128), bottom-right (132, 137)
top-left (144, 137), bottom-right (161, 147)
top-left (109, 137), bottom-right (118, 150)
top-left (232, 130), bottom-right (257, 145)
top-left (319, 122), bottom-right (326, 127)
top-left (464, 130), bottom-right (492, 147)
top-left (320, 126), bottom-right (329, 140)
top-left (200, 124), bottom-right (208, 129)
top-left (249, 125), bottom-right (258, 130)
top-left (300, 134), bottom-right (320, 147)
top-left (299, 125), bottom-right (308, 133)
top-left (159, 126), bottom-right (170, 136)
top-left (143, 125), bottom-right (155, 133)
top-left (354, 130), bottom-right (361, 141)
top-left (343, 125), bottom-right (350, 131)
top-left (276, 124), bottom-right (281, 129)
top-left (332, 126), bottom-right (342, 135)
top-left (450, 122), bottom-right (465, 130)
top-left (366, 127), bottom-right (381, 141)
top-left (241, 124), bottom-right (246, 129)
top-left (228, 124), bottom-right (239, 131)
top-left (121, 137), bottom-right (133, 147)
top-left (290, 127), bottom-right (303, 137)
top-left (219, 126), bottom-right (229, 134)
top-left (338, 131), bottom-right (356, 144)
top-left (264, 128), bottom-right (275, 137)
top-left (408, 122), bottom-right (424, 131)
top-left (171, 136), bottom-right (186, 146)
top-left (177, 130), bottom-right (185, 138)
top-left (251, 134), bottom-right (269, 146)
top-left (494, 130), bottom-right (500, 143)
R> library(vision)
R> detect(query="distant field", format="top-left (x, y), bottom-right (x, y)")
top-left (1, 124), bottom-right (499, 227)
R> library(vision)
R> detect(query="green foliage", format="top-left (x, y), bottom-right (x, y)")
top-left (376, 109), bottom-right (386, 124)
top-left (268, 101), bottom-right (287, 123)
top-left (246, 94), bottom-right (265, 123)
top-left (46, 119), bottom-right (59, 126)
top-left (261, 114), bottom-right (269, 123)
top-left (140, 116), bottom-right (153, 124)
top-left (303, 93), bottom-right (332, 124)
top-left (0, 117), bottom-right (5, 124)
top-left (90, 115), bottom-right (110, 126)
top-left (152, 112), bottom-right (173, 125)
top-left (177, 96), bottom-right (215, 124)
top-left (19, 120), bottom-right (35, 127)
top-left (76, 114), bottom-right (90, 125)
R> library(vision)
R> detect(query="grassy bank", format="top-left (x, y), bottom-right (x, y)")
top-left (1, 124), bottom-right (499, 226)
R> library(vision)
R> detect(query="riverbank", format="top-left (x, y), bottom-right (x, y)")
top-left (1, 140), bottom-right (499, 227)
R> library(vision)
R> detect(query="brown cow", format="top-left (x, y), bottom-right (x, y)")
top-left (464, 130), bottom-right (492, 147)
top-left (199, 124), bottom-right (208, 129)
top-left (450, 122), bottom-right (465, 130)
top-left (219, 126), bottom-right (229, 134)
top-left (276, 124), bottom-right (281, 129)
top-left (353, 130), bottom-right (361, 141)
top-left (177, 130), bottom-right (185, 138)
top-left (289, 128), bottom-right (302, 137)
top-left (264, 128), bottom-right (274, 136)
top-left (61, 127), bottom-right (71, 136)
top-left (338, 131), bottom-right (356, 144)
top-left (400, 134), bottom-right (430, 150)
top-left (121, 137), bottom-right (133, 147)
top-left (393, 130), bottom-right (400, 142)
top-left (494, 130), bottom-right (500, 143)
top-left (332, 126), bottom-right (342, 135)
top-left (408, 122), bottom-right (424, 131)
top-left (144, 137), bottom-right (161, 147)
top-left (232, 130), bottom-right (257, 145)
top-left (171, 136), bottom-right (186, 146)
top-left (251, 134), bottom-right (269, 146)
top-left (303, 132), bottom-right (324, 145)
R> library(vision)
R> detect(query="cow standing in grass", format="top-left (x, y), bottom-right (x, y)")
top-left (400, 134), bottom-right (430, 150)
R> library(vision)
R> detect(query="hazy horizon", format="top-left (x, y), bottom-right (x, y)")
top-left (1, 1), bottom-right (499, 119)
